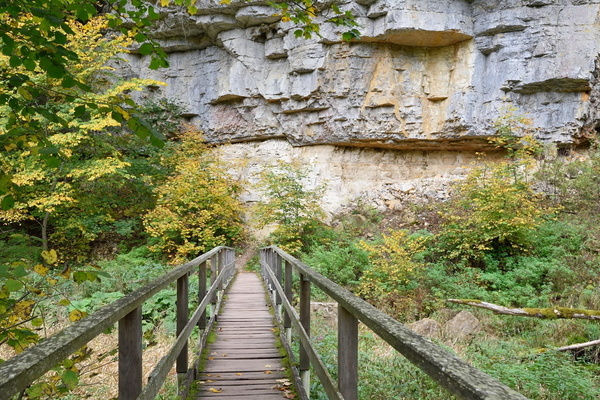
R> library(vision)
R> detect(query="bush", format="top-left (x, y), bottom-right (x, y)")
top-left (437, 160), bottom-right (551, 266)
top-left (302, 240), bottom-right (369, 288)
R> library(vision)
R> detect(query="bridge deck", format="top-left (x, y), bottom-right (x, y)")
top-left (196, 272), bottom-right (293, 399)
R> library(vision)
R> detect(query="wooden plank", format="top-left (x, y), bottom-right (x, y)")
top-left (196, 272), bottom-right (291, 399)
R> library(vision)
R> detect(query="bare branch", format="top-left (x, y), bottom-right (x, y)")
top-left (555, 339), bottom-right (600, 352)
top-left (447, 299), bottom-right (600, 321)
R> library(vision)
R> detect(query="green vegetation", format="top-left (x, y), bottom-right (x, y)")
top-left (253, 161), bottom-right (325, 255)
top-left (1, 5), bottom-right (600, 396)
top-left (143, 127), bottom-right (245, 263)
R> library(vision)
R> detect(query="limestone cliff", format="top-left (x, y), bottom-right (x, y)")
top-left (121, 0), bottom-right (600, 150)
top-left (118, 0), bottom-right (600, 215)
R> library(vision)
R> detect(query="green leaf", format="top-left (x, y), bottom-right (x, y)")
top-left (39, 147), bottom-right (59, 155)
top-left (76, 9), bottom-right (89, 21)
top-left (73, 271), bottom-right (88, 284)
top-left (1, 195), bottom-right (14, 210)
top-left (138, 43), bottom-right (154, 55)
top-left (5, 279), bottom-right (24, 292)
top-left (73, 105), bottom-right (86, 117)
top-left (61, 370), bottom-right (79, 390)
top-left (45, 156), bottom-right (61, 168)
top-left (111, 111), bottom-right (125, 123)
top-left (61, 76), bottom-right (77, 88)
top-left (9, 56), bottom-right (21, 68)
top-left (22, 58), bottom-right (36, 71)
top-left (13, 265), bottom-right (28, 278)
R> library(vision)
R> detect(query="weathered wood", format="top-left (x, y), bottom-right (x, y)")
top-left (299, 273), bottom-right (311, 375)
top-left (210, 255), bottom-right (218, 306)
top-left (448, 299), bottom-right (600, 321)
top-left (284, 260), bottom-right (292, 330)
top-left (262, 261), bottom-right (343, 400)
top-left (177, 273), bottom-right (189, 374)
top-left (199, 261), bottom-right (207, 329)
top-left (338, 304), bottom-right (358, 400)
top-left (197, 273), bottom-right (292, 399)
top-left (0, 247), bottom-right (231, 400)
top-left (555, 339), bottom-right (600, 352)
top-left (118, 306), bottom-right (142, 400)
top-left (275, 253), bottom-right (282, 305)
top-left (267, 246), bottom-right (529, 400)
top-left (140, 261), bottom-right (234, 400)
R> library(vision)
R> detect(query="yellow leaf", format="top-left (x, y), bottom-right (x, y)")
top-left (69, 309), bottom-right (88, 322)
top-left (265, 370), bottom-right (272, 374)
top-left (208, 388), bottom-right (222, 393)
top-left (33, 264), bottom-right (49, 276)
top-left (160, 0), bottom-right (170, 5)
top-left (18, 86), bottom-right (33, 100)
top-left (41, 249), bottom-right (58, 265)
top-left (114, 106), bottom-right (130, 120)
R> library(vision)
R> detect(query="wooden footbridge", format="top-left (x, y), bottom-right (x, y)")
top-left (0, 246), bottom-right (529, 400)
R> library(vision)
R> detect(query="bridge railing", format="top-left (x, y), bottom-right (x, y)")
top-left (260, 245), bottom-right (529, 400)
top-left (0, 246), bottom-right (236, 400)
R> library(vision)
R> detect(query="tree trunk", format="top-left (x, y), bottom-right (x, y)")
top-left (41, 211), bottom-right (50, 252)
top-left (447, 299), bottom-right (600, 321)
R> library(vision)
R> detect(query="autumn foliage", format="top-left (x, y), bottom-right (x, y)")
top-left (143, 128), bottom-right (245, 263)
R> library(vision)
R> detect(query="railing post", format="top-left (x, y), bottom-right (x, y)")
top-left (284, 260), bottom-right (293, 346)
top-left (338, 305), bottom-right (358, 400)
top-left (299, 273), bottom-right (311, 397)
top-left (275, 253), bottom-right (282, 317)
top-left (176, 273), bottom-right (189, 375)
top-left (210, 255), bottom-right (217, 316)
top-left (119, 306), bottom-right (142, 400)
top-left (198, 261), bottom-right (207, 330)
top-left (218, 250), bottom-right (224, 297)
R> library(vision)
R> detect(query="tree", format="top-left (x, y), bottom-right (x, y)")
top-left (143, 127), bottom-right (245, 263)
top-left (0, 16), bottom-right (164, 260)
top-left (254, 161), bottom-right (325, 255)
top-left (0, 0), bottom-right (358, 208)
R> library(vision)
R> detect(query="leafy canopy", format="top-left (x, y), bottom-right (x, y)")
top-left (254, 161), bottom-right (325, 255)
top-left (143, 127), bottom-right (245, 263)
top-left (0, 0), bottom-right (358, 205)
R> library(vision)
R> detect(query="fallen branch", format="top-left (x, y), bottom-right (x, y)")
top-left (447, 299), bottom-right (600, 321)
top-left (555, 339), bottom-right (600, 352)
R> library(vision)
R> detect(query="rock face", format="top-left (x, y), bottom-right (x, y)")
top-left (217, 139), bottom-right (490, 215)
top-left (123, 0), bottom-right (600, 150)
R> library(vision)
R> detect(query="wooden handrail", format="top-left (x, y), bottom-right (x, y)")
top-left (260, 246), bottom-right (529, 400)
top-left (0, 246), bottom-right (236, 400)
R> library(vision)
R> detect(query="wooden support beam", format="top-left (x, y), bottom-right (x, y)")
top-left (299, 273), bottom-right (311, 395)
top-left (119, 307), bottom-right (142, 400)
top-left (198, 261), bottom-right (207, 330)
top-left (176, 273), bottom-right (189, 374)
top-left (338, 305), bottom-right (358, 400)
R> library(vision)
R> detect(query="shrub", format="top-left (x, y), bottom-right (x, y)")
top-left (302, 240), bottom-right (369, 288)
top-left (357, 230), bottom-right (428, 317)
top-left (144, 128), bottom-right (245, 263)
top-left (253, 161), bottom-right (325, 255)
top-left (437, 160), bottom-right (550, 266)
